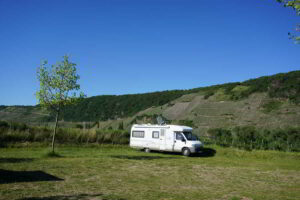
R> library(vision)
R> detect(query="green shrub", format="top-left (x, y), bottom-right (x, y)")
top-left (95, 129), bottom-right (129, 144)
top-left (0, 121), bottom-right (130, 146)
top-left (207, 126), bottom-right (300, 151)
top-left (0, 121), bottom-right (9, 128)
top-left (118, 121), bottom-right (124, 130)
top-left (76, 124), bottom-right (83, 129)
top-left (203, 91), bottom-right (214, 99)
top-left (261, 100), bottom-right (283, 113)
top-left (208, 128), bottom-right (232, 147)
top-left (178, 120), bottom-right (195, 128)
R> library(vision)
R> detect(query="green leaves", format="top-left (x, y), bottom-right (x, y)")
top-left (36, 55), bottom-right (85, 111)
top-left (277, 0), bottom-right (300, 13)
top-left (277, 0), bottom-right (300, 43)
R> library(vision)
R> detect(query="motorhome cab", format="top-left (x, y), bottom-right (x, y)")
top-left (130, 124), bottom-right (203, 156)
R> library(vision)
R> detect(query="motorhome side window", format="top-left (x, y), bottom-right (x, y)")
top-left (176, 132), bottom-right (183, 140)
top-left (152, 131), bottom-right (159, 139)
top-left (132, 131), bottom-right (145, 138)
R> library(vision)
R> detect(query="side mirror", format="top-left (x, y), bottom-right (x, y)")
top-left (181, 138), bottom-right (186, 142)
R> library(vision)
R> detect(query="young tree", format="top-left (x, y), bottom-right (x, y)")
top-left (36, 55), bottom-right (84, 153)
top-left (277, 0), bottom-right (300, 43)
top-left (277, 0), bottom-right (300, 14)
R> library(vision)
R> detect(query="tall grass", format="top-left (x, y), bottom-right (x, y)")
top-left (2, 121), bottom-right (300, 152)
top-left (0, 121), bottom-right (129, 147)
top-left (206, 126), bottom-right (300, 151)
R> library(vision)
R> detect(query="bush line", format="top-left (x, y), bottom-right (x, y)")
top-left (1, 121), bottom-right (300, 152)
top-left (0, 121), bottom-right (129, 146)
top-left (206, 126), bottom-right (300, 151)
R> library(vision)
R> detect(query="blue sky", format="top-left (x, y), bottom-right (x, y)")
top-left (0, 0), bottom-right (299, 106)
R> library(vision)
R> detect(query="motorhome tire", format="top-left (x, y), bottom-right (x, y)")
top-left (145, 148), bottom-right (151, 153)
top-left (182, 148), bottom-right (191, 156)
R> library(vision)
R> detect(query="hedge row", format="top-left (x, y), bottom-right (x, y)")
top-left (207, 126), bottom-right (300, 151)
top-left (0, 121), bottom-right (129, 146)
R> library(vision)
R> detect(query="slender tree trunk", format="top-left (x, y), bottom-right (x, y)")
top-left (52, 110), bottom-right (60, 153)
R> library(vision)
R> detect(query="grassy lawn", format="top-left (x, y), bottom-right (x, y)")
top-left (0, 145), bottom-right (299, 200)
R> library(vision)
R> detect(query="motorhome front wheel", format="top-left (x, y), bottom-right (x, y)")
top-left (144, 148), bottom-right (151, 153)
top-left (182, 148), bottom-right (191, 156)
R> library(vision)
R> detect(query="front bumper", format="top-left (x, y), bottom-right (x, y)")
top-left (190, 145), bottom-right (203, 153)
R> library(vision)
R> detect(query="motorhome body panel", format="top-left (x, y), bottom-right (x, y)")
top-left (130, 124), bottom-right (203, 154)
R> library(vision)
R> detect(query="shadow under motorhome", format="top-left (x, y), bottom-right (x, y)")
top-left (130, 124), bottom-right (203, 156)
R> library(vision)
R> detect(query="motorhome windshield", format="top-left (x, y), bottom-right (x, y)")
top-left (183, 132), bottom-right (198, 141)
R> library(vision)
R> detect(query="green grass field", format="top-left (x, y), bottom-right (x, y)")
top-left (0, 145), bottom-right (299, 200)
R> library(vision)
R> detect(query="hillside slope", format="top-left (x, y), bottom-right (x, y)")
top-left (0, 70), bottom-right (299, 132)
top-left (131, 92), bottom-right (300, 135)
top-left (59, 70), bottom-right (300, 122)
top-left (0, 105), bottom-right (50, 124)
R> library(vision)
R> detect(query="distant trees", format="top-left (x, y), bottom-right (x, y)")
top-left (62, 90), bottom-right (188, 122)
top-left (36, 55), bottom-right (84, 153)
top-left (59, 70), bottom-right (299, 122)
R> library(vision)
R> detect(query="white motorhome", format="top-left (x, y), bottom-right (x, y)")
top-left (130, 124), bottom-right (203, 156)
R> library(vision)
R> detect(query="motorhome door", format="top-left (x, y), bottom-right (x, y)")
top-left (173, 132), bottom-right (186, 152)
top-left (159, 129), bottom-right (166, 150)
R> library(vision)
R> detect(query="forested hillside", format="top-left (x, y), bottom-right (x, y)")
top-left (61, 70), bottom-right (300, 122)
top-left (61, 90), bottom-right (190, 121)
top-left (0, 70), bottom-right (299, 123)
